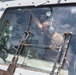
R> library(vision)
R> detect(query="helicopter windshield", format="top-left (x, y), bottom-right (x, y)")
top-left (0, 6), bottom-right (75, 75)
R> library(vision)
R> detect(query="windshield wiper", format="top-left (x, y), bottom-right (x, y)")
top-left (50, 32), bottom-right (72, 75)
top-left (0, 11), bottom-right (33, 75)
top-left (0, 31), bottom-right (31, 75)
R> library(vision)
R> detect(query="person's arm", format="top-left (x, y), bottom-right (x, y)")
top-left (30, 12), bottom-right (43, 30)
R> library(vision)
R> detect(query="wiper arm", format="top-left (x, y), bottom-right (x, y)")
top-left (50, 32), bottom-right (72, 75)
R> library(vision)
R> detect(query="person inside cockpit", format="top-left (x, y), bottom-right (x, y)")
top-left (31, 12), bottom-right (64, 61)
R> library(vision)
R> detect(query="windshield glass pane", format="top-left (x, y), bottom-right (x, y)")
top-left (0, 6), bottom-right (75, 75)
